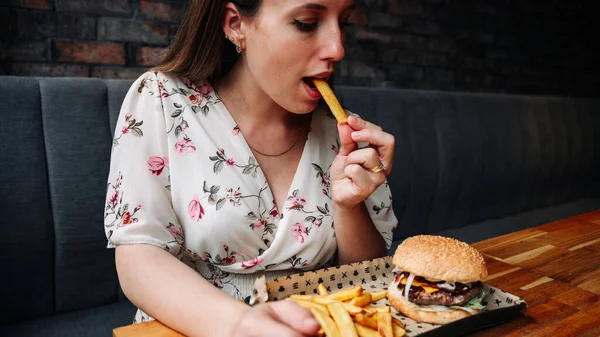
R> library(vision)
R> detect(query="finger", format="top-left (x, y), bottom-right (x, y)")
top-left (344, 164), bottom-right (386, 196)
top-left (345, 148), bottom-right (383, 174)
top-left (350, 129), bottom-right (394, 174)
top-left (337, 123), bottom-right (358, 157)
top-left (347, 114), bottom-right (382, 132)
top-left (270, 301), bottom-right (321, 335)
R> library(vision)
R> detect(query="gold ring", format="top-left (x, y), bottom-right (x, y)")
top-left (369, 163), bottom-right (387, 173)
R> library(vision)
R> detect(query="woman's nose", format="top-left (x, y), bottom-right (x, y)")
top-left (322, 25), bottom-right (346, 61)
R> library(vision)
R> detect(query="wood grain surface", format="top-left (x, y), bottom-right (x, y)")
top-left (113, 211), bottom-right (600, 337)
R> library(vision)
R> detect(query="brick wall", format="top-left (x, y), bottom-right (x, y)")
top-left (2, 0), bottom-right (599, 97)
top-left (2, 0), bottom-right (182, 79)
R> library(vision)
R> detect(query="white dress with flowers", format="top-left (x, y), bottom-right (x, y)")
top-left (103, 71), bottom-right (397, 323)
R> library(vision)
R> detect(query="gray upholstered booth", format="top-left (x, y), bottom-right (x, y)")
top-left (1, 76), bottom-right (599, 336)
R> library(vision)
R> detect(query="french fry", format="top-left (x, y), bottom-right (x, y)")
top-left (370, 290), bottom-right (387, 302)
top-left (310, 307), bottom-right (342, 337)
top-left (326, 286), bottom-right (363, 302)
top-left (375, 312), bottom-right (394, 337)
top-left (393, 324), bottom-right (406, 337)
top-left (290, 299), bottom-right (329, 317)
top-left (349, 292), bottom-right (373, 307)
top-left (354, 323), bottom-right (380, 337)
top-left (289, 294), bottom-right (314, 301)
top-left (327, 302), bottom-right (359, 337)
top-left (342, 303), bottom-right (366, 315)
top-left (311, 296), bottom-right (339, 305)
top-left (318, 283), bottom-right (329, 296)
top-left (354, 313), bottom-right (378, 330)
top-left (312, 79), bottom-right (348, 124)
top-left (365, 304), bottom-right (391, 313)
top-left (391, 316), bottom-right (405, 329)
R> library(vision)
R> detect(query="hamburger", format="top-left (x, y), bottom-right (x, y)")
top-left (387, 235), bottom-right (488, 325)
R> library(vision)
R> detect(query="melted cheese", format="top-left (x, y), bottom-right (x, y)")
top-left (400, 276), bottom-right (440, 294)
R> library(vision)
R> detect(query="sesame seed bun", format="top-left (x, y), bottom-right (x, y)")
top-left (392, 235), bottom-right (488, 283)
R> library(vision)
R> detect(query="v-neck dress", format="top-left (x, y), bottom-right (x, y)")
top-left (103, 71), bottom-right (397, 323)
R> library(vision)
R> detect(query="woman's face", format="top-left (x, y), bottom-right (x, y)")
top-left (241, 0), bottom-right (354, 113)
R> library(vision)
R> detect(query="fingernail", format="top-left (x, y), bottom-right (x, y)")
top-left (348, 115), bottom-right (359, 124)
top-left (351, 131), bottom-right (360, 138)
top-left (303, 317), bottom-right (319, 328)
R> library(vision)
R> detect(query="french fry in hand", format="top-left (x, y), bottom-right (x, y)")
top-left (354, 323), bottom-right (380, 337)
top-left (326, 286), bottom-right (363, 302)
top-left (349, 292), bottom-right (373, 307)
top-left (290, 299), bottom-right (329, 317)
top-left (310, 307), bottom-right (342, 337)
top-left (312, 79), bottom-right (348, 124)
top-left (318, 283), bottom-right (329, 296)
top-left (327, 302), bottom-right (359, 337)
top-left (370, 290), bottom-right (387, 302)
top-left (375, 312), bottom-right (394, 337)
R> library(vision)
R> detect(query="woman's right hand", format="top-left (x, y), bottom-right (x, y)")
top-left (229, 301), bottom-right (321, 337)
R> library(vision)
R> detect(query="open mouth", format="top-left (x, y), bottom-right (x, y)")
top-left (302, 77), bottom-right (318, 89)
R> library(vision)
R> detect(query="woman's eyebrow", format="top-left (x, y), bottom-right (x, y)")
top-left (293, 3), bottom-right (356, 12)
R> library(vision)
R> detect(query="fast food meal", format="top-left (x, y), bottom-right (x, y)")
top-left (287, 284), bottom-right (405, 337)
top-left (387, 235), bottom-right (489, 325)
top-left (312, 79), bottom-right (348, 124)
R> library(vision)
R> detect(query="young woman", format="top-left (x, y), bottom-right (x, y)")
top-left (104, 0), bottom-right (397, 336)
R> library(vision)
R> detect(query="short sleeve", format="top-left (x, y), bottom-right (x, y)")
top-left (103, 72), bottom-right (184, 257)
top-left (342, 108), bottom-right (398, 250)
top-left (365, 182), bottom-right (397, 249)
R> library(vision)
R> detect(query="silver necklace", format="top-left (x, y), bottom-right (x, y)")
top-left (247, 125), bottom-right (303, 157)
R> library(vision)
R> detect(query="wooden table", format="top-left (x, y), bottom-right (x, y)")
top-left (113, 211), bottom-right (600, 337)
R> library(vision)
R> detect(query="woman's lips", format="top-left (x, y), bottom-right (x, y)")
top-left (302, 79), bottom-right (322, 99)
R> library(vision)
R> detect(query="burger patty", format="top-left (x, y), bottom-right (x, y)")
top-left (401, 282), bottom-right (483, 306)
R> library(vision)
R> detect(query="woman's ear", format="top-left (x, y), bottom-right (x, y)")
top-left (223, 3), bottom-right (244, 45)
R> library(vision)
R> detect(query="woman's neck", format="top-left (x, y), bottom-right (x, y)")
top-left (216, 61), bottom-right (292, 130)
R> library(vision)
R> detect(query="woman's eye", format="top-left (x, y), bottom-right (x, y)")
top-left (294, 19), bottom-right (318, 32)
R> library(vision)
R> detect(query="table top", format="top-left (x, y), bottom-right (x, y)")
top-left (113, 211), bottom-right (600, 337)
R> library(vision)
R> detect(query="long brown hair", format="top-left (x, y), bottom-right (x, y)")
top-left (153, 0), bottom-right (262, 85)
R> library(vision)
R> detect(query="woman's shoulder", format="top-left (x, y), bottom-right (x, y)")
top-left (132, 71), bottom-right (212, 92)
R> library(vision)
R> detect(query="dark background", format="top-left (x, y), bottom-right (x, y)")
top-left (1, 0), bottom-right (599, 97)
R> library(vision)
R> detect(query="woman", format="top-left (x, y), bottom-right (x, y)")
top-left (104, 0), bottom-right (397, 336)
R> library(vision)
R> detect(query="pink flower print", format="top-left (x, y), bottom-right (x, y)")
top-left (109, 190), bottom-right (119, 208)
top-left (167, 224), bottom-right (184, 245)
top-left (232, 125), bottom-right (240, 136)
top-left (241, 257), bottom-right (264, 269)
top-left (254, 219), bottom-right (267, 229)
top-left (180, 121), bottom-right (189, 131)
top-left (125, 114), bottom-right (132, 121)
top-left (189, 94), bottom-right (202, 105)
top-left (188, 194), bottom-right (205, 221)
top-left (225, 158), bottom-right (235, 167)
top-left (291, 223), bottom-right (308, 243)
top-left (175, 139), bottom-right (196, 155)
top-left (288, 197), bottom-right (306, 211)
top-left (312, 218), bottom-right (322, 227)
top-left (222, 255), bottom-right (236, 265)
top-left (331, 144), bottom-right (339, 154)
top-left (119, 212), bottom-right (133, 227)
top-left (121, 126), bottom-right (129, 134)
top-left (195, 83), bottom-right (213, 97)
top-left (147, 156), bottom-right (169, 175)
top-left (223, 245), bottom-right (228, 250)
top-left (269, 209), bottom-right (279, 218)
top-left (134, 204), bottom-right (142, 212)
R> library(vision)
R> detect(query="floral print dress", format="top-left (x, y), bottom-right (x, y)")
top-left (104, 71), bottom-right (397, 323)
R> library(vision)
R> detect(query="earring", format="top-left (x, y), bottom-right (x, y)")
top-left (225, 34), bottom-right (229, 40)
top-left (236, 44), bottom-right (242, 53)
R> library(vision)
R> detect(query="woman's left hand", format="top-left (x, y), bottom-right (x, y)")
top-left (330, 114), bottom-right (395, 210)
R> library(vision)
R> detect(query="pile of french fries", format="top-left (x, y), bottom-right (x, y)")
top-left (287, 284), bottom-right (406, 337)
